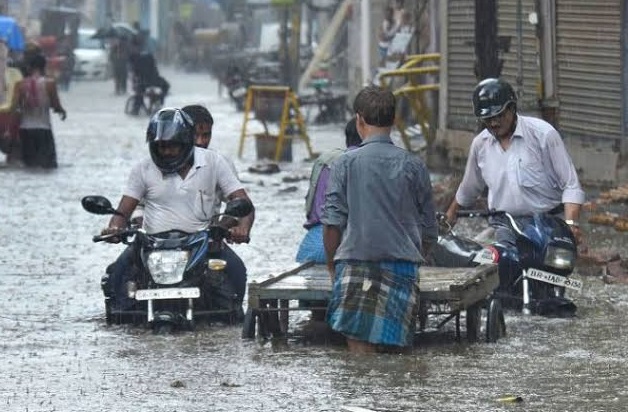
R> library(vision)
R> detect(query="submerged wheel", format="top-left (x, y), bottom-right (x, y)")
top-left (486, 298), bottom-right (506, 343)
top-left (104, 299), bottom-right (113, 326)
top-left (465, 303), bottom-right (482, 343)
top-left (124, 96), bottom-right (136, 115)
top-left (241, 308), bottom-right (256, 339)
top-left (153, 322), bottom-right (173, 335)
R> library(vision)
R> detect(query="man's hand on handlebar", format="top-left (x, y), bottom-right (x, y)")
top-left (100, 226), bottom-right (124, 244)
top-left (438, 211), bottom-right (456, 230)
top-left (228, 225), bottom-right (250, 244)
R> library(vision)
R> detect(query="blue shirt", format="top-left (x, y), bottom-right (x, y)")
top-left (456, 115), bottom-right (585, 215)
top-left (322, 135), bottom-right (437, 263)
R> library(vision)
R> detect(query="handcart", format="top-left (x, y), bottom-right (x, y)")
top-left (242, 262), bottom-right (505, 343)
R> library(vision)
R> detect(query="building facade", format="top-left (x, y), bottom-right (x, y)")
top-left (438, 0), bottom-right (626, 184)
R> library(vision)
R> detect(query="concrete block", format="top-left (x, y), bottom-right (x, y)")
top-left (565, 139), bottom-right (619, 187)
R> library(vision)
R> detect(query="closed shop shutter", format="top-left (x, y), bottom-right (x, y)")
top-left (446, 0), bottom-right (477, 131)
top-left (556, 0), bottom-right (622, 141)
top-left (498, 0), bottom-right (542, 117)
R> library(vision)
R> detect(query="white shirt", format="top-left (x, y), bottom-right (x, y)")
top-left (124, 147), bottom-right (243, 234)
top-left (208, 147), bottom-right (237, 215)
top-left (456, 115), bottom-right (585, 216)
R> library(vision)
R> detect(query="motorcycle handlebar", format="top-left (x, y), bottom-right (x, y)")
top-left (455, 210), bottom-right (507, 218)
top-left (92, 228), bottom-right (138, 243)
top-left (454, 210), bottom-right (523, 236)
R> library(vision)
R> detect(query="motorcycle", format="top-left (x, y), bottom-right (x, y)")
top-left (222, 59), bottom-right (282, 111)
top-left (431, 210), bottom-right (583, 317)
top-left (82, 195), bottom-right (254, 332)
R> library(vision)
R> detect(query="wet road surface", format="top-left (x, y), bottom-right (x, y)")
top-left (1, 70), bottom-right (628, 412)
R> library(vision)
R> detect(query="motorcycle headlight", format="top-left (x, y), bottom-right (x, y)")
top-left (146, 251), bottom-right (189, 284)
top-left (543, 246), bottom-right (575, 270)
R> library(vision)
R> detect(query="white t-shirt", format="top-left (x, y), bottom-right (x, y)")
top-left (208, 147), bottom-right (237, 215)
top-left (124, 147), bottom-right (243, 234)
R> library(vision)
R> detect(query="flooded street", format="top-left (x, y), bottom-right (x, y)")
top-left (2, 71), bottom-right (628, 412)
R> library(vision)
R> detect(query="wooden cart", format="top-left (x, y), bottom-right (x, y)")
top-left (242, 262), bottom-right (505, 343)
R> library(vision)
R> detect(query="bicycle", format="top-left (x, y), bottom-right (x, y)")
top-left (124, 86), bottom-right (164, 117)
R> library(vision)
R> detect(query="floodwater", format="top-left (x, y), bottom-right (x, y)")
top-left (1, 70), bottom-right (627, 412)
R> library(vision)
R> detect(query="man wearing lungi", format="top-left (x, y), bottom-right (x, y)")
top-left (322, 85), bottom-right (438, 354)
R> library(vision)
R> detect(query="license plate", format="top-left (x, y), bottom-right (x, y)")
top-left (135, 287), bottom-right (200, 301)
top-left (525, 268), bottom-right (583, 291)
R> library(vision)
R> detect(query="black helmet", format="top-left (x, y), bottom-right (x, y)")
top-left (472, 78), bottom-right (517, 119)
top-left (146, 108), bottom-right (195, 174)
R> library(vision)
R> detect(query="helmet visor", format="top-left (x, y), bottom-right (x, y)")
top-left (475, 101), bottom-right (514, 119)
top-left (147, 109), bottom-right (194, 143)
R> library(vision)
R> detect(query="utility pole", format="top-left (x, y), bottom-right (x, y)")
top-left (474, 0), bottom-right (501, 80)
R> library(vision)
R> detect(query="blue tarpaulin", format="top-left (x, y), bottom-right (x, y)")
top-left (0, 15), bottom-right (25, 51)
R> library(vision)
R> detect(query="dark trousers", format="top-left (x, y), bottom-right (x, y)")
top-left (105, 242), bottom-right (247, 310)
top-left (19, 128), bottom-right (57, 168)
top-left (113, 62), bottom-right (128, 94)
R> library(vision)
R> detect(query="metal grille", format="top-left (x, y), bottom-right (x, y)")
top-left (556, 0), bottom-right (622, 141)
top-left (446, 0), bottom-right (477, 131)
top-left (498, 0), bottom-right (542, 117)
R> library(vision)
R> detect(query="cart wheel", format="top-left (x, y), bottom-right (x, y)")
top-left (486, 298), bottom-right (506, 343)
top-left (418, 300), bottom-right (428, 332)
top-left (242, 308), bottom-right (257, 339)
top-left (258, 310), bottom-right (270, 339)
top-left (265, 300), bottom-right (284, 337)
top-left (104, 299), bottom-right (113, 326)
top-left (466, 303), bottom-right (482, 343)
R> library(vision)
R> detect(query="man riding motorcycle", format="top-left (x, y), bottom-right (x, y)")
top-left (102, 108), bottom-right (255, 318)
top-left (444, 78), bottom-right (585, 245)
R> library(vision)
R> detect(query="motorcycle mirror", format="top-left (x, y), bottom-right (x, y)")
top-left (224, 198), bottom-right (253, 218)
top-left (81, 195), bottom-right (121, 216)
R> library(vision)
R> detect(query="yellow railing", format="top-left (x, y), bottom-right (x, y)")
top-left (378, 53), bottom-right (440, 152)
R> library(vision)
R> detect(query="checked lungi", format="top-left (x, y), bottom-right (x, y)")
top-left (327, 260), bottom-right (420, 347)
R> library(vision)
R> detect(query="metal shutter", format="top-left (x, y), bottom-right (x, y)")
top-left (498, 0), bottom-right (542, 117)
top-left (556, 0), bottom-right (622, 141)
top-left (446, 0), bottom-right (477, 131)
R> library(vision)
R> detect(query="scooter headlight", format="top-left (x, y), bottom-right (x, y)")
top-left (543, 246), bottom-right (575, 270)
top-left (147, 250), bottom-right (189, 284)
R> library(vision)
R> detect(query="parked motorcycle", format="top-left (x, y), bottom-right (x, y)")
top-left (223, 59), bottom-right (282, 111)
top-left (431, 210), bottom-right (582, 317)
top-left (82, 195), bottom-right (254, 332)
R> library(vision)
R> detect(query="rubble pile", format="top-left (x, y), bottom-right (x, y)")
top-left (578, 184), bottom-right (628, 283)
top-left (584, 184), bottom-right (628, 232)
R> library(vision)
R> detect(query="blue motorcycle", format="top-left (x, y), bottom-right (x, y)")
top-left (82, 195), bottom-right (253, 332)
top-left (432, 210), bottom-right (582, 317)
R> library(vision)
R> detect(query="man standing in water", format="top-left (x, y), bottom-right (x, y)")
top-left (322, 86), bottom-right (437, 354)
